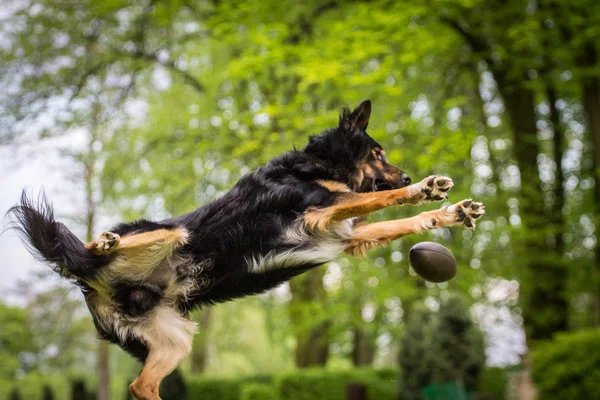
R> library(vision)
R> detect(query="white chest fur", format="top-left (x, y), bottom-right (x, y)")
top-left (247, 219), bottom-right (354, 273)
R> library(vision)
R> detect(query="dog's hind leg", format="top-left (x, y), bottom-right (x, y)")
top-left (129, 306), bottom-right (197, 400)
top-left (100, 227), bottom-right (190, 281)
top-left (305, 176), bottom-right (454, 231)
top-left (85, 232), bottom-right (121, 255)
top-left (345, 199), bottom-right (485, 257)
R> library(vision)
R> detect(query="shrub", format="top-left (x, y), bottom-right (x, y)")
top-left (161, 368), bottom-right (188, 400)
top-left (531, 329), bottom-right (600, 400)
top-left (400, 295), bottom-right (486, 400)
top-left (240, 383), bottom-right (276, 400)
top-left (41, 385), bottom-right (54, 400)
top-left (477, 366), bottom-right (516, 400)
top-left (8, 388), bottom-right (21, 400)
top-left (187, 374), bottom-right (274, 400)
top-left (276, 368), bottom-right (398, 400)
top-left (188, 368), bottom-right (398, 400)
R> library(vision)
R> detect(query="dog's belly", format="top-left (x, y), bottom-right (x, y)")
top-left (247, 219), bottom-right (354, 273)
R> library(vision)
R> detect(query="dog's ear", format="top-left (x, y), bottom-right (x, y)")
top-left (339, 100), bottom-right (371, 132)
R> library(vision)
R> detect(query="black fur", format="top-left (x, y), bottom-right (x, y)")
top-left (113, 282), bottom-right (164, 316)
top-left (8, 100), bottom-right (410, 362)
top-left (7, 192), bottom-right (114, 280)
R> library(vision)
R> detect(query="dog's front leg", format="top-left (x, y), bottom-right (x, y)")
top-left (305, 175), bottom-right (454, 231)
top-left (345, 199), bottom-right (485, 257)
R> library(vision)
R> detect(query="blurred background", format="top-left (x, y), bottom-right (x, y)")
top-left (0, 0), bottom-right (599, 399)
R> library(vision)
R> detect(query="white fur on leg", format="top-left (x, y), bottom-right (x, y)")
top-left (133, 305), bottom-right (197, 361)
top-left (129, 306), bottom-right (198, 400)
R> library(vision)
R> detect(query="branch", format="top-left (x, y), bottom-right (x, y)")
top-left (117, 48), bottom-right (205, 93)
top-left (68, 61), bottom-right (108, 102)
top-left (439, 16), bottom-right (494, 68)
top-left (287, 1), bottom-right (337, 44)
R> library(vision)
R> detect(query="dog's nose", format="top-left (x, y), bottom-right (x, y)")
top-left (402, 173), bottom-right (411, 186)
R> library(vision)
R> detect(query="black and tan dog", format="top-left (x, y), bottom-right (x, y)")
top-left (9, 100), bottom-right (484, 400)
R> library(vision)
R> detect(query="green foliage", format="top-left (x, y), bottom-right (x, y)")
top-left (477, 367), bottom-right (515, 400)
top-left (400, 295), bottom-right (486, 398)
top-left (0, 303), bottom-right (34, 379)
top-left (276, 368), bottom-right (398, 400)
top-left (70, 380), bottom-right (87, 400)
top-left (399, 304), bottom-right (435, 400)
top-left (429, 295), bottom-right (485, 391)
top-left (7, 388), bottom-right (21, 400)
top-left (0, 372), bottom-right (72, 400)
top-left (187, 369), bottom-right (397, 400)
top-left (188, 375), bottom-right (274, 400)
top-left (531, 329), bottom-right (600, 400)
top-left (421, 382), bottom-right (469, 400)
top-left (41, 385), bottom-right (54, 400)
top-left (161, 368), bottom-right (188, 400)
top-left (240, 383), bottom-right (277, 400)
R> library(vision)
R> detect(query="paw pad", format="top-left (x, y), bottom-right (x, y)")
top-left (453, 199), bottom-right (485, 229)
top-left (421, 176), bottom-right (454, 201)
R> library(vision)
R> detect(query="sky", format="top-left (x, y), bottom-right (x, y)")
top-left (0, 148), bottom-right (50, 303)
top-left (0, 133), bottom-right (89, 304)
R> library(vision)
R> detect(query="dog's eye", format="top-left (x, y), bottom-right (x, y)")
top-left (374, 150), bottom-right (385, 163)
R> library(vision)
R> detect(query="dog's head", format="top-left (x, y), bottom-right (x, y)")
top-left (305, 100), bottom-right (411, 192)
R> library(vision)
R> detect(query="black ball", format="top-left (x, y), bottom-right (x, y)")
top-left (409, 242), bottom-right (457, 283)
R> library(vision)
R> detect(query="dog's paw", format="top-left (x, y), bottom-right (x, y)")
top-left (420, 176), bottom-right (454, 202)
top-left (441, 199), bottom-right (485, 229)
top-left (88, 231), bottom-right (121, 255)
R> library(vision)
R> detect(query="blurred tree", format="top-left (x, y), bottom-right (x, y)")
top-left (190, 309), bottom-right (212, 374)
top-left (289, 270), bottom-right (330, 367)
top-left (160, 368), bottom-right (188, 400)
top-left (8, 388), bottom-right (22, 400)
top-left (398, 303), bottom-right (434, 400)
top-left (399, 295), bottom-right (485, 398)
top-left (0, 0), bottom-right (207, 143)
top-left (0, 303), bottom-right (34, 379)
top-left (13, 276), bottom-right (96, 372)
top-left (434, 0), bottom-right (570, 342)
top-left (41, 385), bottom-right (54, 400)
top-left (429, 295), bottom-right (485, 391)
top-left (71, 380), bottom-right (87, 400)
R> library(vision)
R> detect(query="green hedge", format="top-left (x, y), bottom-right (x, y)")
top-left (188, 374), bottom-right (273, 400)
top-left (188, 368), bottom-right (398, 400)
top-left (240, 383), bottom-right (276, 400)
top-left (276, 368), bottom-right (398, 400)
top-left (477, 366), bottom-right (516, 400)
top-left (531, 329), bottom-right (600, 400)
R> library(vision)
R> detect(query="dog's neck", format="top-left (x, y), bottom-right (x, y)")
top-left (300, 152), bottom-right (360, 190)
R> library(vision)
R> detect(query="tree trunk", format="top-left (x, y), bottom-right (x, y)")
top-left (96, 342), bottom-right (110, 400)
top-left (581, 48), bottom-right (600, 325)
top-left (496, 77), bottom-right (568, 341)
top-left (351, 326), bottom-right (375, 366)
top-left (289, 268), bottom-right (330, 367)
top-left (546, 85), bottom-right (565, 254)
top-left (190, 308), bottom-right (212, 374)
top-left (85, 102), bottom-right (110, 400)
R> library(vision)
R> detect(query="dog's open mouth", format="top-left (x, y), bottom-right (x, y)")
top-left (373, 180), bottom-right (394, 192)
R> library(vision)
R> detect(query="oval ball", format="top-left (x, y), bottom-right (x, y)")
top-left (409, 242), bottom-right (457, 283)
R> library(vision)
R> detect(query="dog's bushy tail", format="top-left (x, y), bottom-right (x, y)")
top-left (6, 191), bottom-right (109, 279)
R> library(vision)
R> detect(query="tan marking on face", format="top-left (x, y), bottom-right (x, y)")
top-left (317, 180), bottom-right (351, 193)
top-left (351, 168), bottom-right (365, 190)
